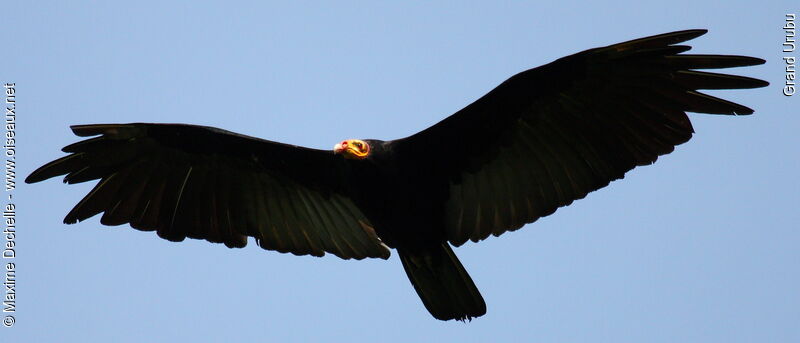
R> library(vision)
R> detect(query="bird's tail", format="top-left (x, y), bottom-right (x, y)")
top-left (398, 243), bottom-right (486, 321)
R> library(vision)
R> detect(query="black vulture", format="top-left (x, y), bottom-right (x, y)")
top-left (27, 30), bottom-right (768, 321)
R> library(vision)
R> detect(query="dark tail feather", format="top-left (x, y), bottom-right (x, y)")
top-left (399, 243), bottom-right (486, 321)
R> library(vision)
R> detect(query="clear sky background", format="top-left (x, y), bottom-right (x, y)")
top-left (3, 1), bottom-right (798, 342)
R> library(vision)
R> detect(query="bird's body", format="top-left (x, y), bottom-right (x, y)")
top-left (344, 140), bottom-right (441, 247)
top-left (339, 141), bottom-right (486, 319)
top-left (27, 30), bottom-right (768, 321)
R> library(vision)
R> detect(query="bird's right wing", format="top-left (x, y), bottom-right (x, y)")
top-left (392, 30), bottom-right (767, 246)
top-left (27, 123), bottom-right (390, 260)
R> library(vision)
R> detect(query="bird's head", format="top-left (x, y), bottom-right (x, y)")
top-left (333, 139), bottom-right (370, 160)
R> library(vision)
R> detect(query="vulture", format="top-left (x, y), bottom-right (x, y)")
top-left (27, 30), bottom-right (768, 321)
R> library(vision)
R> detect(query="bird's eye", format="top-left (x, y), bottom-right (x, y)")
top-left (355, 143), bottom-right (362, 148)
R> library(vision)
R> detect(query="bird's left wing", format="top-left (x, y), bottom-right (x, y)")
top-left (392, 30), bottom-right (768, 246)
top-left (27, 123), bottom-right (390, 260)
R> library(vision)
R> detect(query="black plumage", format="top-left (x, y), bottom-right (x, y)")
top-left (26, 30), bottom-right (768, 321)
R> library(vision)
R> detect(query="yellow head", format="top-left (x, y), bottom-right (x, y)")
top-left (333, 139), bottom-right (370, 160)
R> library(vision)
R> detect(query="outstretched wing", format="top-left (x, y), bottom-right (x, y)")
top-left (27, 123), bottom-right (390, 260)
top-left (393, 29), bottom-right (768, 246)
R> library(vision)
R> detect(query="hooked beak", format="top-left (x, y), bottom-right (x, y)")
top-left (333, 141), bottom-right (346, 154)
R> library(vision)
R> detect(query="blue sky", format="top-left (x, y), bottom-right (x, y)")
top-left (4, 2), bottom-right (798, 342)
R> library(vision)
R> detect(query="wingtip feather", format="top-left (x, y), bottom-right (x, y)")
top-left (614, 29), bottom-right (708, 51)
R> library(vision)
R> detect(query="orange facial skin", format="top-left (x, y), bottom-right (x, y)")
top-left (333, 139), bottom-right (370, 160)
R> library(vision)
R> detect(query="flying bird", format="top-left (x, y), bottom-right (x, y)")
top-left (27, 30), bottom-right (768, 321)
